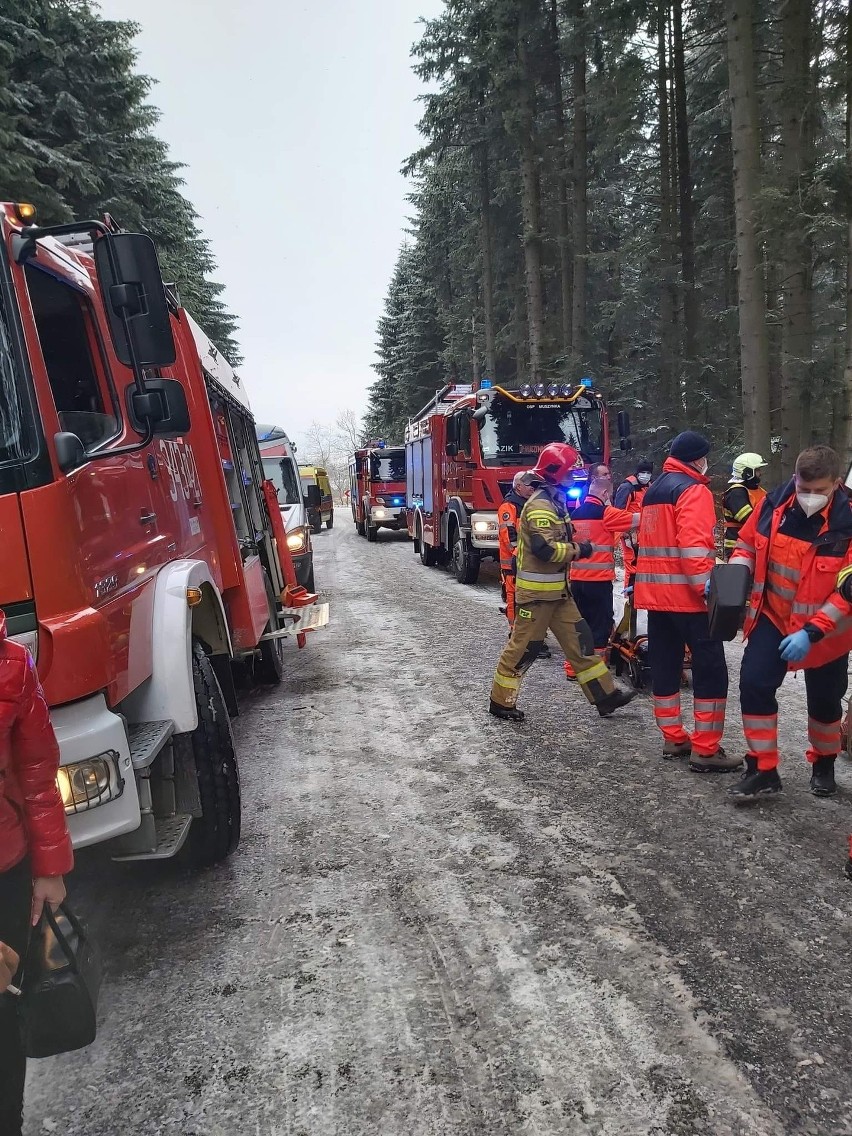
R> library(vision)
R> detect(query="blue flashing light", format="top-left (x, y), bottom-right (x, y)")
top-left (567, 487), bottom-right (583, 499)
top-left (580, 377), bottom-right (594, 388)
top-left (480, 378), bottom-right (493, 389)
top-left (377, 440), bottom-right (386, 448)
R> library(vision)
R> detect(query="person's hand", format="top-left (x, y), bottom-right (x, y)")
top-left (779, 630), bottom-right (811, 663)
top-left (575, 540), bottom-right (593, 559)
top-left (0, 943), bottom-right (19, 993)
top-left (623, 586), bottom-right (634, 597)
top-left (31, 876), bottom-right (66, 927)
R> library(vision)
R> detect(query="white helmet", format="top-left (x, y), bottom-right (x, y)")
top-left (730, 452), bottom-right (768, 483)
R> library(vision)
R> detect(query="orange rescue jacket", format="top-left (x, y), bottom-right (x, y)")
top-left (729, 481), bottom-right (852, 669)
top-left (634, 457), bottom-right (716, 613)
top-left (570, 495), bottom-right (635, 582)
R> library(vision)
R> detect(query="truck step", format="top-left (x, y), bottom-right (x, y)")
top-left (111, 813), bottom-right (192, 862)
top-left (264, 603), bottom-right (330, 640)
top-left (128, 720), bottom-right (175, 769)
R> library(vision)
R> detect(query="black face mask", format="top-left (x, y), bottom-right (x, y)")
top-left (743, 473), bottom-right (761, 490)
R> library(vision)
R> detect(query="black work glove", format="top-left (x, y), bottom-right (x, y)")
top-left (575, 540), bottom-right (593, 559)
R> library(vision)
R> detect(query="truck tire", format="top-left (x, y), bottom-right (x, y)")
top-left (255, 572), bottom-right (284, 685)
top-left (188, 641), bottom-right (241, 867)
top-left (310, 513), bottom-right (322, 535)
top-left (451, 523), bottom-right (480, 585)
top-left (366, 519), bottom-right (378, 542)
top-left (327, 512), bottom-right (334, 530)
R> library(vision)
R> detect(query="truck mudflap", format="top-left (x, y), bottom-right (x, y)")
top-left (51, 694), bottom-right (140, 848)
top-left (262, 604), bottom-right (330, 640)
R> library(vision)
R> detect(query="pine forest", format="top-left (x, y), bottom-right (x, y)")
top-left (366, 0), bottom-right (852, 474)
top-left (0, 0), bottom-right (239, 362)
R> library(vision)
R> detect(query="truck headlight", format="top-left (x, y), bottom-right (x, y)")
top-left (57, 753), bottom-right (122, 814)
top-left (286, 527), bottom-right (308, 554)
top-left (473, 520), bottom-right (497, 533)
top-left (373, 508), bottom-right (387, 520)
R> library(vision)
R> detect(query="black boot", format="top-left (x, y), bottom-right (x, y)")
top-left (489, 699), bottom-right (525, 722)
top-left (810, 756), bottom-right (837, 797)
top-left (596, 687), bottom-right (639, 717)
top-left (728, 756), bottom-right (782, 802)
top-left (538, 642), bottom-right (552, 659)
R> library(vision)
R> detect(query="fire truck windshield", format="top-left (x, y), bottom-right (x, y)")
top-left (370, 451), bottom-right (405, 482)
top-left (262, 456), bottom-right (302, 505)
top-left (0, 275), bottom-right (33, 466)
top-left (477, 398), bottom-right (604, 466)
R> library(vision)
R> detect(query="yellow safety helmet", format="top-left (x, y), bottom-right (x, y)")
top-left (730, 452), bottom-right (768, 483)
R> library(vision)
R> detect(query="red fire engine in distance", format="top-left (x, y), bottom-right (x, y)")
top-left (404, 380), bottom-right (611, 585)
top-left (349, 443), bottom-right (408, 543)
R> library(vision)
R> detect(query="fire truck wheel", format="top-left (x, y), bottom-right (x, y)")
top-left (310, 515), bottom-right (323, 535)
top-left (187, 641), bottom-right (241, 867)
top-left (451, 524), bottom-right (480, 585)
top-left (366, 520), bottom-right (378, 542)
top-left (418, 525), bottom-right (437, 566)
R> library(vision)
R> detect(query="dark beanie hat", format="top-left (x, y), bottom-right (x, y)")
top-left (637, 459), bottom-right (653, 473)
top-left (670, 430), bottom-right (711, 462)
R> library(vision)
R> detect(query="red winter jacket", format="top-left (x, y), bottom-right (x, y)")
top-left (0, 615), bottom-right (72, 877)
top-left (730, 481), bottom-right (852, 670)
top-left (634, 457), bottom-right (716, 613)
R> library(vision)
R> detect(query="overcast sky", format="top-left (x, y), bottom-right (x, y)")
top-left (98, 0), bottom-right (443, 451)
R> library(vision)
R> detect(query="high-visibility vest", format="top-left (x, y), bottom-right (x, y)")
top-left (730, 481), bottom-right (852, 669)
top-left (723, 482), bottom-right (766, 554)
top-left (570, 495), bottom-right (635, 582)
top-left (634, 457), bottom-right (716, 613)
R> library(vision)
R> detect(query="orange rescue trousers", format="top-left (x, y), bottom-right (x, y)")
top-left (491, 597), bottom-right (615, 710)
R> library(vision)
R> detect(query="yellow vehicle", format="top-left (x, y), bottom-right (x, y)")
top-left (299, 466), bottom-right (334, 533)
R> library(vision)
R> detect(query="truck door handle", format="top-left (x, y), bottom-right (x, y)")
top-left (140, 511), bottom-right (157, 525)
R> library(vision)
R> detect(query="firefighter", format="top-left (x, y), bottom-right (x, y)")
top-left (615, 460), bottom-right (653, 587)
top-left (635, 431), bottom-right (739, 770)
top-left (569, 464), bottom-right (638, 658)
top-left (728, 445), bottom-right (852, 801)
top-left (498, 472), bottom-right (551, 657)
top-left (722, 452), bottom-right (767, 560)
top-left (489, 443), bottom-right (638, 722)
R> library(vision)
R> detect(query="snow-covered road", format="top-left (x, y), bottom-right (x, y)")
top-left (27, 522), bottom-right (852, 1135)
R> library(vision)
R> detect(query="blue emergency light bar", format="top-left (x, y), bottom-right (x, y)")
top-left (480, 378), bottom-right (493, 389)
top-left (580, 377), bottom-right (593, 388)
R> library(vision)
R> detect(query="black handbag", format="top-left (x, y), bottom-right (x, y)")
top-left (17, 902), bottom-right (101, 1058)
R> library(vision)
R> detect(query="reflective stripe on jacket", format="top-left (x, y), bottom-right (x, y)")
top-left (570, 495), bottom-right (635, 582)
top-left (515, 486), bottom-right (580, 602)
top-left (729, 481), bottom-right (852, 669)
top-left (723, 483), bottom-right (766, 553)
top-left (634, 457), bottom-right (716, 613)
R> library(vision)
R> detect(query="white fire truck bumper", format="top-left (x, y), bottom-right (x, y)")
top-left (51, 694), bottom-right (140, 849)
top-left (369, 507), bottom-right (406, 528)
top-left (470, 511), bottom-right (500, 550)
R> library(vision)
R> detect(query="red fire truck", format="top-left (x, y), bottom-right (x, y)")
top-left (0, 201), bottom-right (327, 867)
top-left (405, 380), bottom-right (614, 584)
top-left (349, 443), bottom-right (408, 542)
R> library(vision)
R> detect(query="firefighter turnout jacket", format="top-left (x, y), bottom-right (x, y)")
top-left (515, 486), bottom-right (585, 603)
top-left (570, 495), bottom-right (636, 583)
top-left (722, 481), bottom-right (766, 558)
top-left (729, 481), bottom-right (852, 670)
top-left (634, 457), bottom-right (716, 613)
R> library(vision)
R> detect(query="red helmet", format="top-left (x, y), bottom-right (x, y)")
top-left (531, 443), bottom-right (581, 486)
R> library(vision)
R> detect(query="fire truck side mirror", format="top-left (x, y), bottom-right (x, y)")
top-left (54, 431), bottom-right (87, 473)
top-left (94, 233), bottom-right (176, 369)
top-left (127, 378), bottom-right (191, 438)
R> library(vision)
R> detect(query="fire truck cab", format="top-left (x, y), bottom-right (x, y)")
top-left (349, 444), bottom-right (407, 542)
top-left (0, 202), bottom-right (319, 867)
top-left (405, 380), bottom-right (609, 584)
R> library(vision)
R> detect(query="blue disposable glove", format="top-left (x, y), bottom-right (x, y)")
top-left (623, 586), bottom-right (634, 597)
top-left (779, 629), bottom-right (811, 663)
top-left (704, 580), bottom-right (711, 601)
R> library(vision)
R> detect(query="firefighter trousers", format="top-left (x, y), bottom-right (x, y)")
top-left (648, 610), bottom-right (728, 756)
top-left (740, 615), bottom-right (848, 770)
top-left (500, 571), bottom-right (517, 625)
top-left (490, 596), bottom-right (615, 709)
top-left (572, 581), bottom-right (614, 649)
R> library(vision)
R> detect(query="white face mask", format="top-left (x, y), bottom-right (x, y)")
top-left (796, 491), bottom-right (829, 517)
top-left (637, 472), bottom-right (652, 485)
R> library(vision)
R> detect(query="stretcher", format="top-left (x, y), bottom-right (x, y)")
top-left (608, 598), bottom-right (692, 691)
